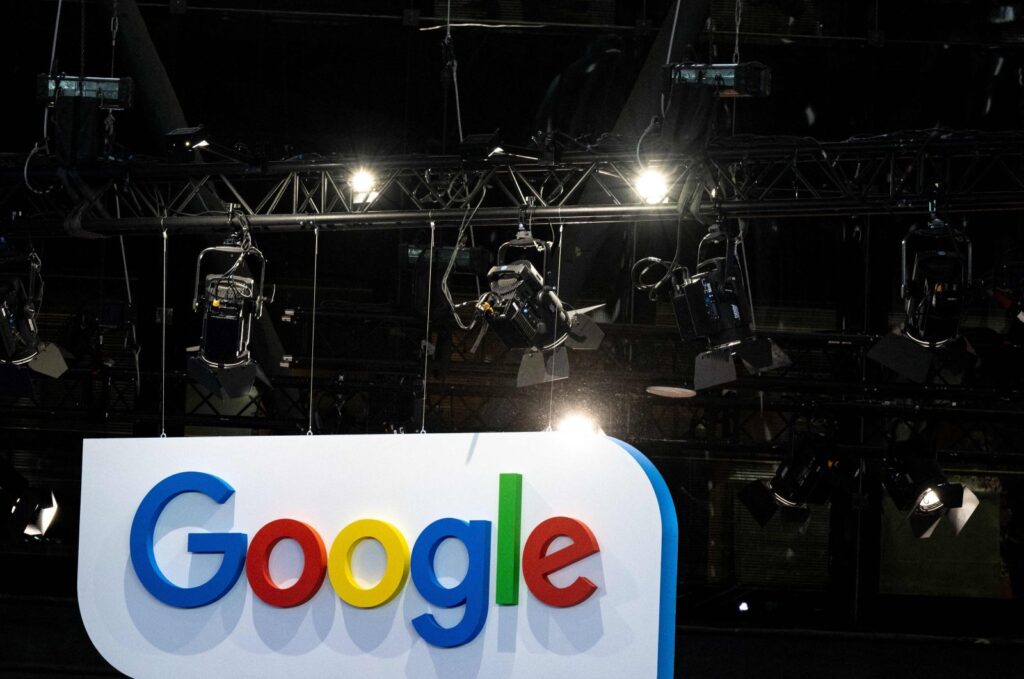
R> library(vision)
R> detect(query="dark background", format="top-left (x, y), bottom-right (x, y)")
top-left (3, 1), bottom-right (1024, 677)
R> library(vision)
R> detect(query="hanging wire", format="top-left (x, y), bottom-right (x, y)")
top-left (444, 0), bottom-right (464, 142)
top-left (109, 0), bottom-right (119, 76)
top-left (307, 226), bottom-right (320, 435)
top-left (660, 0), bottom-right (684, 117)
top-left (114, 190), bottom-right (141, 393)
top-left (733, 0), bottom-right (743, 63)
top-left (441, 186), bottom-right (486, 329)
top-left (104, 0), bottom-right (120, 156)
top-left (419, 221), bottom-right (437, 433)
top-left (732, 0), bottom-right (743, 135)
top-left (79, 0), bottom-right (86, 78)
top-left (160, 220), bottom-right (168, 438)
top-left (546, 220), bottom-right (566, 431)
top-left (26, 0), bottom-right (65, 195)
top-left (736, 221), bottom-right (758, 333)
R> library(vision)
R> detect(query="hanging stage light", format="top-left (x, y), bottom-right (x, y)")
top-left (188, 228), bottom-right (273, 398)
top-left (868, 215), bottom-right (973, 382)
top-left (671, 223), bottom-right (789, 391)
top-left (738, 432), bottom-right (852, 527)
top-left (883, 439), bottom-right (979, 539)
top-left (474, 230), bottom-right (604, 387)
top-left (0, 249), bottom-right (66, 378)
top-left (0, 281), bottom-right (39, 366)
top-left (901, 216), bottom-right (971, 348)
top-left (165, 125), bottom-right (210, 154)
top-left (0, 453), bottom-right (58, 543)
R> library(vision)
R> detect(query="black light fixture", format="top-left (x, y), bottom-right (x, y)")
top-left (883, 438), bottom-right (979, 539)
top-left (671, 223), bottom-right (789, 391)
top-left (738, 432), bottom-right (851, 527)
top-left (165, 125), bottom-right (252, 163)
top-left (165, 125), bottom-right (210, 154)
top-left (901, 215), bottom-right (971, 348)
top-left (868, 214), bottom-right (973, 382)
top-left (474, 228), bottom-right (603, 387)
top-left (0, 249), bottom-right (65, 379)
top-left (188, 226), bottom-right (273, 398)
top-left (0, 270), bottom-right (41, 366)
top-left (0, 453), bottom-right (58, 543)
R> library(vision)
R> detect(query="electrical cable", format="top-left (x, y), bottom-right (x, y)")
top-left (307, 226), bottom-right (319, 435)
top-left (444, 0), bottom-right (464, 143)
top-left (420, 221), bottom-right (436, 433)
top-left (25, 0), bottom-right (65, 195)
top-left (441, 186), bottom-right (487, 330)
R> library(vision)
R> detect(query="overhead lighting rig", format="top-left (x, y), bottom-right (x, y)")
top-left (188, 223), bottom-right (274, 398)
top-left (473, 227), bottom-right (604, 387)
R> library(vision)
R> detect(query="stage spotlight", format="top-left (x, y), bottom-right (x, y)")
top-left (555, 413), bottom-right (603, 435)
top-left (901, 216), bottom-right (971, 348)
top-left (738, 433), bottom-right (842, 527)
top-left (474, 232), bottom-right (604, 387)
top-left (883, 443), bottom-right (979, 538)
top-left (165, 125), bottom-right (210, 153)
top-left (350, 168), bottom-right (378, 204)
top-left (635, 168), bottom-right (669, 204)
top-left (190, 229), bottom-right (273, 398)
top-left (0, 251), bottom-right (48, 369)
top-left (0, 455), bottom-right (58, 542)
top-left (671, 224), bottom-right (789, 391)
top-left (868, 217), bottom-right (973, 382)
top-left (23, 491), bottom-right (58, 537)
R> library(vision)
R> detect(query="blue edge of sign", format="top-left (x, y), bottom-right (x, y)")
top-left (611, 438), bottom-right (678, 679)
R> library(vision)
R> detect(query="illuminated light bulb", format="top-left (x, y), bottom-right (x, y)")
top-left (917, 488), bottom-right (943, 513)
top-left (635, 168), bottom-right (668, 205)
top-left (23, 492), bottom-right (58, 536)
top-left (555, 413), bottom-right (603, 435)
top-left (350, 169), bottom-right (375, 194)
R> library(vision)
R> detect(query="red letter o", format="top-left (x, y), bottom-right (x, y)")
top-left (246, 518), bottom-right (327, 607)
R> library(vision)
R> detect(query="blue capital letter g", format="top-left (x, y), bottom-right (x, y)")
top-left (129, 471), bottom-right (247, 608)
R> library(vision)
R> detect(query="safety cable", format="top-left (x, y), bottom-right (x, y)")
top-left (307, 226), bottom-right (320, 435)
top-left (546, 221), bottom-right (566, 431)
top-left (160, 220), bottom-right (167, 438)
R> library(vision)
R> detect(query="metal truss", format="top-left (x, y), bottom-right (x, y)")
top-left (706, 129), bottom-right (1024, 218)
top-left (6, 129), bottom-right (1024, 237)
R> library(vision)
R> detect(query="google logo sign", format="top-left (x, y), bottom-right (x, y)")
top-left (79, 433), bottom-right (676, 679)
top-left (130, 471), bottom-right (599, 648)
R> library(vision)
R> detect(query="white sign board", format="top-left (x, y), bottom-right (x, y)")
top-left (78, 432), bottom-right (677, 678)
